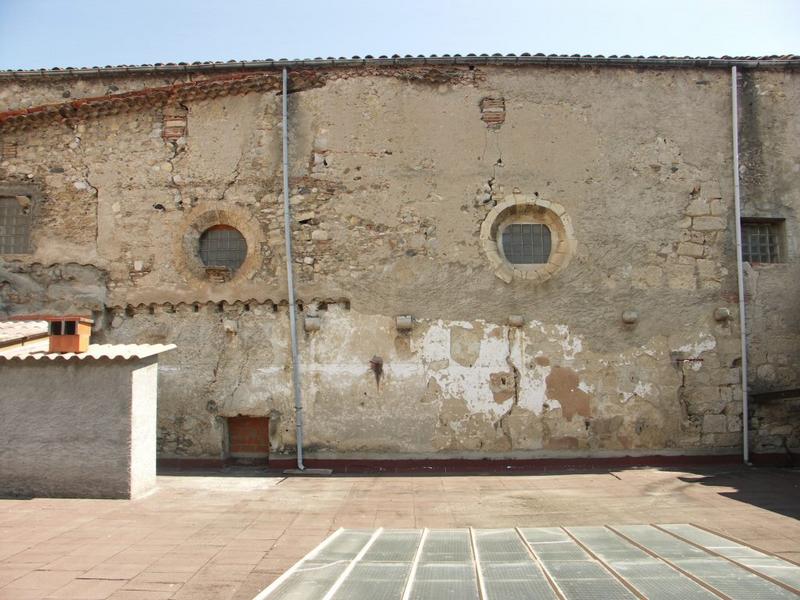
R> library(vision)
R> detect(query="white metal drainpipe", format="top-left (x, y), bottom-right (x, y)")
top-left (281, 67), bottom-right (305, 471)
top-left (731, 65), bottom-right (750, 465)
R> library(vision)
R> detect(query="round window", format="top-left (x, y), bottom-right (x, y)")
top-left (199, 225), bottom-right (247, 272)
top-left (480, 196), bottom-right (576, 283)
top-left (499, 222), bottom-right (552, 265)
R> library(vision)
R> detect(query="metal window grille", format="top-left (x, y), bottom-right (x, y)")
top-left (0, 196), bottom-right (32, 254)
top-left (742, 221), bottom-right (781, 263)
top-left (501, 223), bottom-right (551, 264)
top-left (199, 227), bottom-right (247, 271)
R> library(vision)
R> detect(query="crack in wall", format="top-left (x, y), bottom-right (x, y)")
top-left (476, 126), bottom-right (504, 207)
top-left (497, 327), bottom-right (522, 447)
top-left (68, 123), bottom-right (100, 244)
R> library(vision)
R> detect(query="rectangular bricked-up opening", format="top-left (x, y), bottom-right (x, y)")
top-left (480, 97), bottom-right (506, 128)
top-left (1, 140), bottom-right (17, 160)
top-left (162, 105), bottom-right (188, 142)
top-left (226, 416), bottom-right (269, 465)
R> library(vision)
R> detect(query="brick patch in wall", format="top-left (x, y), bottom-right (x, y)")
top-left (1, 139), bottom-right (17, 159)
top-left (162, 105), bottom-right (188, 141)
top-left (480, 97), bottom-right (506, 128)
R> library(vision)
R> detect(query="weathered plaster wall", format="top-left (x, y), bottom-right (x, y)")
top-left (1, 64), bottom-right (797, 459)
top-left (739, 70), bottom-right (800, 453)
top-left (0, 359), bottom-right (158, 498)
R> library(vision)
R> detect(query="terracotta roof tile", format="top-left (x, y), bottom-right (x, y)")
top-left (0, 341), bottom-right (176, 361)
top-left (1, 53), bottom-right (798, 78)
top-left (0, 320), bottom-right (48, 345)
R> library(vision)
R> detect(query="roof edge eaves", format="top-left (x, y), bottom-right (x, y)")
top-left (2, 54), bottom-right (799, 79)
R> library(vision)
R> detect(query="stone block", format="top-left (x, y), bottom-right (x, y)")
top-left (702, 432), bottom-right (740, 447)
top-left (696, 259), bottom-right (718, 280)
top-left (727, 414), bottom-right (742, 432)
top-left (702, 413), bottom-right (727, 433)
top-left (724, 368), bottom-right (741, 385)
top-left (692, 216), bottom-right (726, 231)
top-left (632, 265), bottom-right (663, 289)
top-left (709, 198), bottom-right (726, 216)
top-left (685, 197), bottom-right (709, 216)
top-left (677, 242), bottom-right (704, 258)
top-left (685, 387), bottom-right (724, 415)
top-left (666, 263), bottom-right (696, 290)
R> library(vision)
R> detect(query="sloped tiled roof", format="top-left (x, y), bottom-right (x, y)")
top-left (0, 320), bottom-right (48, 345)
top-left (0, 340), bottom-right (176, 362)
top-left (1, 53), bottom-right (799, 78)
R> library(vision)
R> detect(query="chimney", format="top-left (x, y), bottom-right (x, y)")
top-left (47, 316), bottom-right (93, 353)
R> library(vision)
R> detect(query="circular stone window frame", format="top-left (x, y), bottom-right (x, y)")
top-left (480, 195), bottom-right (576, 283)
top-left (177, 206), bottom-right (266, 283)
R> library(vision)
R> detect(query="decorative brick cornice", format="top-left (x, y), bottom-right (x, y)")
top-left (0, 72), bottom-right (290, 132)
top-left (0, 66), bottom-right (478, 133)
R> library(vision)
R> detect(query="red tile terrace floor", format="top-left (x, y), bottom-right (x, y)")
top-left (0, 467), bottom-right (798, 600)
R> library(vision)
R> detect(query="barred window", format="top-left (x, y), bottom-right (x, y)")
top-left (501, 223), bottom-right (552, 264)
top-left (742, 220), bottom-right (783, 264)
top-left (199, 225), bottom-right (247, 271)
top-left (0, 195), bottom-right (32, 254)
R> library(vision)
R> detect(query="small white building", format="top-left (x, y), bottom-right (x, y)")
top-left (0, 319), bottom-right (174, 499)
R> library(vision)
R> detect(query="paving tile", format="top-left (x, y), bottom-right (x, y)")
top-left (0, 543), bottom-right (32, 561)
top-left (127, 571), bottom-right (193, 586)
top-left (1, 569), bottom-right (84, 592)
top-left (169, 582), bottom-right (239, 600)
top-left (0, 566), bottom-right (33, 587)
top-left (186, 564), bottom-right (254, 584)
top-left (209, 551), bottom-right (264, 566)
top-left (0, 587), bottom-right (49, 599)
top-left (121, 579), bottom-right (182, 594)
top-left (106, 591), bottom-right (172, 600)
top-left (44, 577), bottom-right (126, 599)
top-left (81, 564), bottom-right (148, 580)
top-left (0, 468), bottom-right (796, 600)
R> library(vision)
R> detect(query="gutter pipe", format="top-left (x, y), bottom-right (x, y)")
top-left (281, 67), bottom-right (305, 471)
top-left (731, 66), bottom-right (750, 465)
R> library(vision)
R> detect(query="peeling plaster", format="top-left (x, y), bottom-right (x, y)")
top-left (417, 319), bottom-right (514, 417)
top-left (676, 334), bottom-right (718, 371)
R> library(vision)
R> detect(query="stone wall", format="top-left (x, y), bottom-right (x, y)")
top-left (1, 63), bottom-right (797, 460)
top-left (738, 70), bottom-right (800, 454)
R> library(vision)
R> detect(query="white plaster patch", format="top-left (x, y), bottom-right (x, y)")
top-left (677, 335), bottom-right (717, 355)
top-left (413, 319), bottom-right (562, 417)
top-left (416, 320), bottom-right (514, 417)
top-left (619, 380), bottom-right (656, 403)
top-left (510, 329), bottom-right (549, 415)
top-left (551, 324), bottom-right (583, 360)
top-left (676, 334), bottom-right (717, 370)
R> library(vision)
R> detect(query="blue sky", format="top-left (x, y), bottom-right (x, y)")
top-left (0, 0), bottom-right (798, 70)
